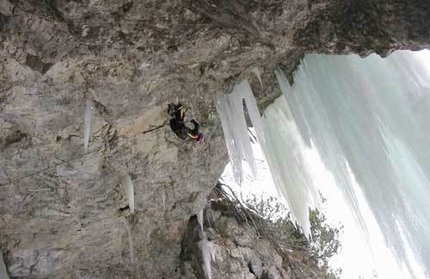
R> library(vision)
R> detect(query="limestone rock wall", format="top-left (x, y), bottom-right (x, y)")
top-left (1, 0), bottom-right (430, 278)
top-left (180, 199), bottom-right (291, 279)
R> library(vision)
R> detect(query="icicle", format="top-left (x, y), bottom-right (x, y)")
top-left (239, 80), bottom-right (265, 146)
top-left (199, 240), bottom-right (221, 279)
top-left (122, 174), bottom-right (135, 213)
top-left (0, 251), bottom-right (10, 279)
top-left (216, 94), bottom-right (244, 184)
top-left (257, 69), bottom-right (320, 238)
top-left (125, 221), bottom-right (135, 264)
top-left (197, 210), bottom-right (215, 279)
top-left (161, 189), bottom-right (166, 212)
top-left (261, 99), bottom-right (316, 238)
top-left (251, 67), bottom-right (263, 88)
top-left (215, 80), bottom-right (265, 184)
top-left (274, 67), bottom-right (291, 95)
top-left (84, 99), bottom-right (94, 151)
top-left (199, 238), bottom-right (213, 279)
top-left (231, 82), bottom-right (258, 177)
top-left (197, 210), bottom-right (204, 233)
top-left (216, 75), bottom-right (316, 237)
top-left (207, 242), bottom-right (221, 262)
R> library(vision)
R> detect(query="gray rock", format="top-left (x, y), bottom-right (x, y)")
top-left (1, 0), bottom-right (430, 278)
top-left (180, 198), bottom-right (291, 279)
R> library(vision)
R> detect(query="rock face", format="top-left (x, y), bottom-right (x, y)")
top-left (180, 191), bottom-right (331, 279)
top-left (180, 198), bottom-right (290, 279)
top-left (294, 0), bottom-right (430, 56)
top-left (1, 0), bottom-right (430, 278)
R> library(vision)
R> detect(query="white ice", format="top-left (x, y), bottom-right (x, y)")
top-left (122, 174), bottom-right (135, 213)
top-left (197, 210), bottom-right (218, 279)
top-left (83, 99), bottom-right (94, 151)
top-left (251, 67), bottom-right (263, 88)
top-left (216, 77), bottom-right (316, 237)
top-left (215, 80), bottom-right (265, 184)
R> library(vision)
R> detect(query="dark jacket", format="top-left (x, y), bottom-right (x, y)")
top-left (170, 118), bottom-right (199, 140)
top-left (169, 103), bottom-right (201, 140)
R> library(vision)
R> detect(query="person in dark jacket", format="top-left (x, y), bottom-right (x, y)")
top-left (168, 103), bottom-right (204, 143)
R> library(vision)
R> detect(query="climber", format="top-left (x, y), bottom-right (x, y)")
top-left (168, 103), bottom-right (204, 143)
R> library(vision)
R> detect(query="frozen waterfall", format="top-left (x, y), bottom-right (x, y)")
top-left (216, 78), bottom-right (317, 237)
top-left (270, 51), bottom-right (430, 278)
top-left (217, 51), bottom-right (430, 277)
top-left (261, 70), bottom-right (320, 238)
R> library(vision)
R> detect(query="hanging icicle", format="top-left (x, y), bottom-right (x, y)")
top-left (0, 251), bottom-right (9, 279)
top-left (122, 174), bottom-right (135, 214)
top-left (161, 188), bottom-right (166, 212)
top-left (196, 209), bottom-right (220, 279)
top-left (125, 220), bottom-right (135, 264)
top-left (216, 74), bottom-right (317, 238)
top-left (260, 70), bottom-right (320, 238)
top-left (215, 80), bottom-right (265, 184)
top-left (251, 67), bottom-right (263, 88)
top-left (83, 99), bottom-right (94, 151)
